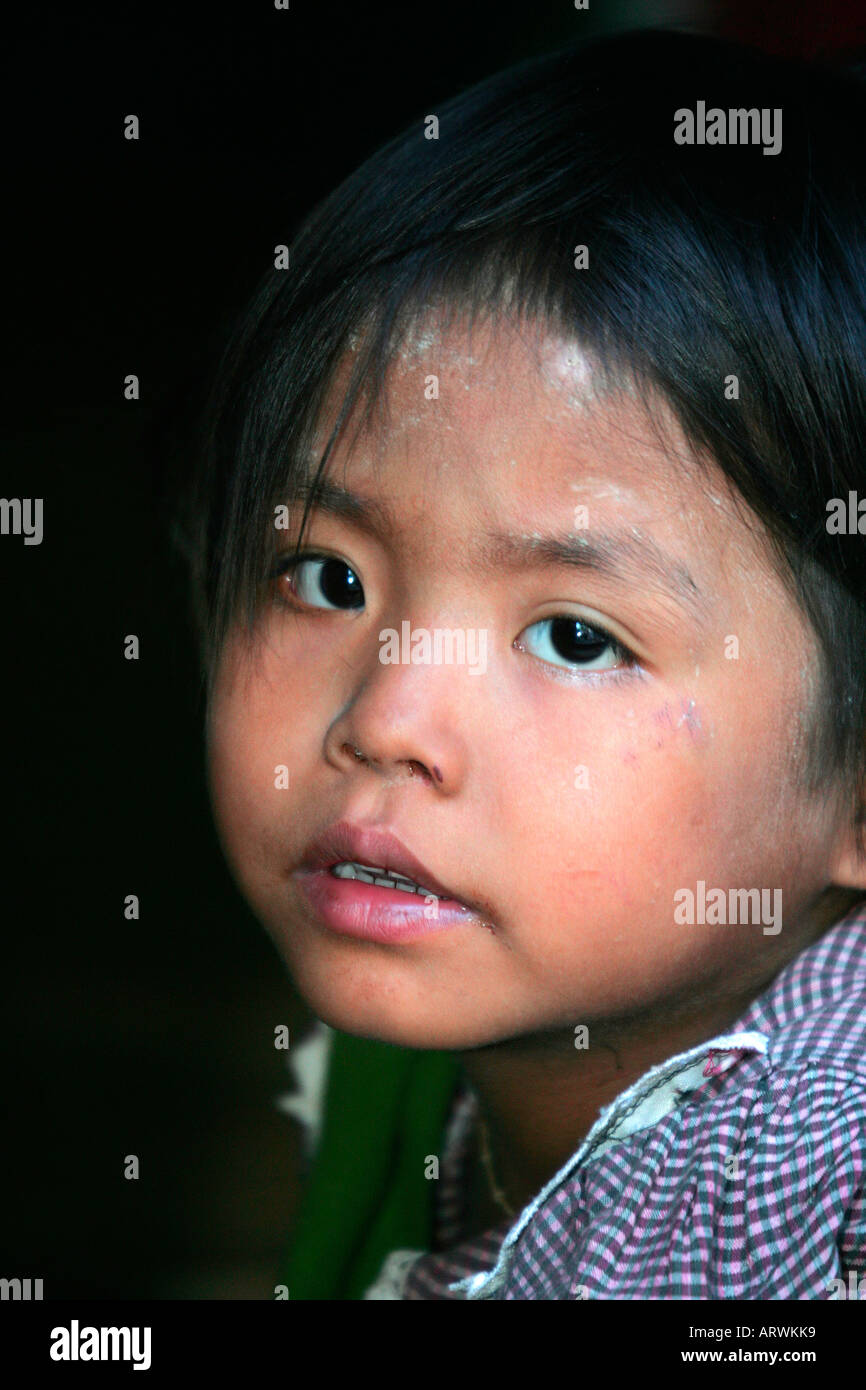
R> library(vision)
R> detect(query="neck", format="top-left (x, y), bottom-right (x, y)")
top-left (457, 890), bottom-right (852, 1218)
top-left (458, 987), bottom-right (765, 1216)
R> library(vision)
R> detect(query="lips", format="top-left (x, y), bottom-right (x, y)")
top-left (299, 820), bottom-right (468, 906)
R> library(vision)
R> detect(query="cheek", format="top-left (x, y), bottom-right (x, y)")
top-left (646, 697), bottom-right (709, 751)
top-left (492, 700), bottom-right (706, 933)
top-left (583, 691), bottom-right (814, 905)
top-left (207, 654), bottom-right (290, 855)
top-left (206, 700), bottom-right (263, 866)
top-left (207, 637), bottom-right (344, 891)
top-left (514, 693), bottom-right (762, 919)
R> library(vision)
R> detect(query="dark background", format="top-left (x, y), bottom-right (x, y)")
top-left (2, 0), bottom-right (864, 1300)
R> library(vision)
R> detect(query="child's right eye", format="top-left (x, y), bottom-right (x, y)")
top-left (274, 553), bottom-right (366, 611)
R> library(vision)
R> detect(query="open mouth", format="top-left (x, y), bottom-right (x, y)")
top-left (293, 823), bottom-right (489, 942)
top-left (329, 860), bottom-right (441, 899)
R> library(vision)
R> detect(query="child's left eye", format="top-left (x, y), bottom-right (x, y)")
top-left (515, 616), bottom-right (633, 672)
top-left (275, 554), bottom-right (365, 610)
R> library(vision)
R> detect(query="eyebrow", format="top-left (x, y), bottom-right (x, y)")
top-left (287, 479), bottom-right (711, 622)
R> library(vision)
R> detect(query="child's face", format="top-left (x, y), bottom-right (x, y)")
top-left (207, 313), bottom-right (854, 1049)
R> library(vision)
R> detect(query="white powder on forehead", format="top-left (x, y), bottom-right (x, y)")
top-left (393, 286), bottom-right (537, 374)
top-left (340, 312), bottom-right (631, 424)
top-left (567, 478), bottom-right (636, 499)
top-left (396, 323), bottom-right (485, 374)
top-left (538, 339), bottom-right (641, 412)
top-left (395, 326), bottom-right (628, 418)
top-left (544, 342), bottom-right (595, 390)
top-left (398, 325), bottom-right (439, 362)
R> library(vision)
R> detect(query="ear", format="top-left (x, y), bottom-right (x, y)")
top-left (828, 811), bottom-right (866, 894)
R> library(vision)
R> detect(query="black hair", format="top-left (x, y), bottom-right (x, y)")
top-left (186, 26), bottom-right (866, 852)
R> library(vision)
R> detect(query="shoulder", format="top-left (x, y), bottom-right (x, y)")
top-left (762, 909), bottom-right (866, 1078)
top-left (764, 984), bottom-right (866, 1083)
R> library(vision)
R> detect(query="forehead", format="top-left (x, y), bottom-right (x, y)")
top-left (304, 311), bottom-right (781, 601)
top-left (314, 312), bottom-right (703, 509)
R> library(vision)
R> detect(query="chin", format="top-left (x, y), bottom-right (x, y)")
top-left (307, 1003), bottom-right (469, 1050)
top-left (293, 982), bottom-right (493, 1051)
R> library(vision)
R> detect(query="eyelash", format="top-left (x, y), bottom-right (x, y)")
top-left (271, 551), bottom-right (640, 676)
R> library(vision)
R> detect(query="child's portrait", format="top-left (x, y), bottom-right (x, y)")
top-left (195, 15), bottom-right (866, 1303)
top-left (7, 0), bottom-right (866, 1338)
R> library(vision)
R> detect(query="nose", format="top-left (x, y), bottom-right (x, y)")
top-left (340, 742), bottom-right (440, 785)
top-left (323, 647), bottom-right (471, 791)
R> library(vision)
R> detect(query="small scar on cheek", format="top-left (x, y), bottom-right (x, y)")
top-left (677, 698), bottom-right (704, 743)
top-left (650, 698), bottom-right (706, 748)
top-left (623, 701), bottom-right (707, 763)
top-left (432, 765), bottom-right (444, 783)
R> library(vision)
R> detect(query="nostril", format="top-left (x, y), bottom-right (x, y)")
top-left (404, 759), bottom-right (431, 781)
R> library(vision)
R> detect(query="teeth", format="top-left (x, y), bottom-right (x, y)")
top-left (331, 860), bottom-right (439, 898)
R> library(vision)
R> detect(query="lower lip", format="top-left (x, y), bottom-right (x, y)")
top-left (293, 868), bottom-right (478, 943)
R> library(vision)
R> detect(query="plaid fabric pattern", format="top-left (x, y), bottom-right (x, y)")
top-left (398, 901), bottom-right (866, 1300)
